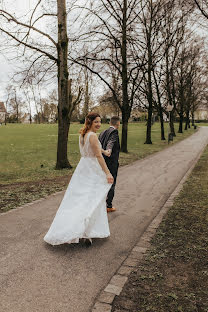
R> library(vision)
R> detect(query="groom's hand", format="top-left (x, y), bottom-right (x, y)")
top-left (106, 172), bottom-right (114, 184)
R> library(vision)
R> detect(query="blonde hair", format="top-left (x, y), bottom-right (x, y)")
top-left (80, 112), bottom-right (101, 137)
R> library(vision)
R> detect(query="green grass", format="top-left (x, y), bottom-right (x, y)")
top-left (0, 122), bottom-right (196, 184)
top-left (0, 122), bottom-right (196, 212)
top-left (195, 122), bottom-right (208, 127)
top-left (112, 144), bottom-right (208, 312)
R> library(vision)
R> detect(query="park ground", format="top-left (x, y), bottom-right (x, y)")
top-left (1, 127), bottom-right (208, 312)
top-left (0, 122), bottom-right (198, 212)
top-left (111, 144), bottom-right (208, 312)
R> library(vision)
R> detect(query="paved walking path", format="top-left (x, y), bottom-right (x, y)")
top-left (1, 127), bottom-right (208, 312)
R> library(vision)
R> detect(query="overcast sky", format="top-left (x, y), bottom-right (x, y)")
top-left (0, 0), bottom-right (207, 107)
top-left (0, 0), bottom-right (46, 101)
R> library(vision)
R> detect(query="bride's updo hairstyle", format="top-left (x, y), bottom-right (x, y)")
top-left (80, 112), bottom-right (101, 137)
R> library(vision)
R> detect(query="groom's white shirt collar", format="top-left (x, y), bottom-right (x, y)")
top-left (110, 125), bottom-right (116, 129)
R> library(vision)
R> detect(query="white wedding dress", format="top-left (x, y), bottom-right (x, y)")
top-left (44, 131), bottom-right (111, 245)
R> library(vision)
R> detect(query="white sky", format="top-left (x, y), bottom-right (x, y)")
top-left (0, 0), bottom-right (47, 101)
top-left (0, 0), bottom-right (207, 109)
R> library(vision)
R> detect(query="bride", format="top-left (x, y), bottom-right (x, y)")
top-left (44, 112), bottom-right (114, 246)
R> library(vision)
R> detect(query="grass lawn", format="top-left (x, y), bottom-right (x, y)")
top-left (0, 122), bottom-right (196, 212)
top-left (195, 122), bottom-right (208, 127)
top-left (112, 144), bottom-right (208, 312)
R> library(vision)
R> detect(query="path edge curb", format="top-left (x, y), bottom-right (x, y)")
top-left (90, 144), bottom-right (207, 312)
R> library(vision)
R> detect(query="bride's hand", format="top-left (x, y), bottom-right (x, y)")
top-left (103, 149), bottom-right (111, 157)
top-left (106, 172), bottom-right (114, 184)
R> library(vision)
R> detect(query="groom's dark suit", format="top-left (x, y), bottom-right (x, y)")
top-left (99, 126), bottom-right (120, 208)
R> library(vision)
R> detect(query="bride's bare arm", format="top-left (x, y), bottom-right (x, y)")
top-left (89, 134), bottom-right (113, 183)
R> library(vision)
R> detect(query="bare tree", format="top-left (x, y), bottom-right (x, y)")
top-left (4, 84), bottom-right (13, 125)
top-left (185, 41), bottom-right (207, 128)
top-left (23, 88), bottom-right (32, 124)
top-left (152, 63), bottom-right (166, 141)
top-left (162, 1), bottom-right (184, 137)
top-left (0, 0), bottom-right (73, 169)
top-left (138, 0), bottom-right (167, 144)
top-left (7, 87), bottom-right (25, 122)
top-left (71, 0), bottom-right (146, 152)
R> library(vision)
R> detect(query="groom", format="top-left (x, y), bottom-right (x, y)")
top-left (99, 116), bottom-right (120, 213)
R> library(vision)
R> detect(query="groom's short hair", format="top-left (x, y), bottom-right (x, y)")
top-left (110, 116), bottom-right (120, 126)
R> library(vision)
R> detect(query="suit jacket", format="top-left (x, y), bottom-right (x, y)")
top-left (99, 127), bottom-right (120, 167)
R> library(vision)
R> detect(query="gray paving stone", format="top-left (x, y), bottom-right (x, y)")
top-left (143, 228), bottom-right (156, 237)
top-left (157, 209), bottom-right (167, 217)
top-left (129, 250), bottom-right (144, 259)
top-left (104, 284), bottom-right (122, 295)
top-left (123, 257), bottom-right (140, 267)
top-left (139, 233), bottom-right (151, 241)
top-left (92, 302), bottom-right (112, 312)
top-left (98, 291), bottom-right (116, 304)
top-left (109, 275), bottom-right (128, 288)
top-left (149, 220), bottom-right (162, 229)
top-left (133, 246), bottom-right (147, 253)
top-left (137, 239), bottom-right (151, 248)
top-left (117, 265), bottom-right (134, 276)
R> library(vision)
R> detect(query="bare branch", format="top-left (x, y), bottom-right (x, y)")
top-left (71, 57), bottom-right (122, 110)
top-left (0, 26), bottom-right (57, 62)
top-left (0, 10), bottom-right (57, 47)
top-left (194, 0), bottom-right (208, 19)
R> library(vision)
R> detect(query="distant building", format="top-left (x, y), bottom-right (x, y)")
top-left (91, 103), bottom-right (120, 120)
top-left (0, 102), bottom-right (6, 124)
top-left (130, 107), bottom-right (147, 121)
top-left (21, 113), bottom-right (32, 124)
top-left (195, 105), bottom-right (208, 121)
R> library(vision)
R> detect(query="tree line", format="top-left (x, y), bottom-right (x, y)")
top-left (0, 0), bottom-right (208, 169)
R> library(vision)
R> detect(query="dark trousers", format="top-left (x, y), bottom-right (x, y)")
top-left (106, 162), bottom-right (119, 208)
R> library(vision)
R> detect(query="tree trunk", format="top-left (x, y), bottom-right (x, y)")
top-left (56, 0), bottom-right (72, 169)
top-left (121, 110), bottom-right (128, 153)
top-left (169, 68), bottom-right (177, 137)
top-left (145, 40), bottom-right (153, 144)
top-left (153, 69), bottom-right (165, 141)
top-left (14, 91), bottom-right (19, 123)
top-left (178, 76), bottom-right (184, 134)
top-left (145, 108), bottom-right (152, 144)
top-left (120, 0), bottom-right (129, 153)
top-left (159, 108), bottom-right (165, 140)
top-left (170, 110), bottom-right (176, 137)
top-left (178, 113), bottom-right (183, 133)
top-left (191, 111), bottom-right (195, 126)
top-left (185, 120), bottom-right (188, 130)
top-left (185, 110), bottom-right (189, 130)
top-left (188, 110), bottom-right (190, 128)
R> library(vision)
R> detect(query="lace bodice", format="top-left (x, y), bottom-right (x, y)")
top-left (79, 131), bottom-right (101, 158)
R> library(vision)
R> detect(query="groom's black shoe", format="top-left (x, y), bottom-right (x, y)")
top-left (107, 207), bottom-right (116, 213)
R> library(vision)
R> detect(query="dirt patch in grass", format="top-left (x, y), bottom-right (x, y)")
top-left (0, 175), bottom-right (71, 213)
top-left (112, 145), bottom-right (208, 312)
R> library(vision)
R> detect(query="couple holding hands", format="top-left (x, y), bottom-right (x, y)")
top-left (44, 113), bottom-right (120, 246)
